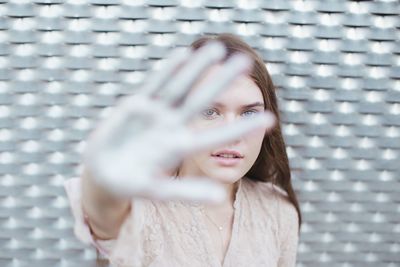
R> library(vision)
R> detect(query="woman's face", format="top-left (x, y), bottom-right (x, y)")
top-left (179, 66), bottom-right (267, 184)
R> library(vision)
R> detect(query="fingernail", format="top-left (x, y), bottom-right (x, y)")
top-left (229, 53), bottom-right (253, 72)
top-left (208, 186), bottom-right (227, 203)
top-left (203, 41), bottom-right (227, 58)
top-left (264, 111), bottom-right (276, 128)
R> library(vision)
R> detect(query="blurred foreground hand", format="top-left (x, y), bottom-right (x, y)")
top-left (83, 42), bottom-right (275, 203)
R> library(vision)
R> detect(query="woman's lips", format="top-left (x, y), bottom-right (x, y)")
top-left (211, 155), bottom-right (243, 166)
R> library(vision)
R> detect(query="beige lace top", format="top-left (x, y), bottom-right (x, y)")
top-left (64, 176), bottom-right (300, 267)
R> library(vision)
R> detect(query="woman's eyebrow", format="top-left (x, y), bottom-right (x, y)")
top-left (212, 101), bottom-right (265, 109)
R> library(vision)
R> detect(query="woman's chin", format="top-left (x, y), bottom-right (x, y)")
top-left (206, 170), bottom-right (243, 184)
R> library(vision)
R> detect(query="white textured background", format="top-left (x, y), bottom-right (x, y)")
top-left (0, 0), bottom-right (399, 266)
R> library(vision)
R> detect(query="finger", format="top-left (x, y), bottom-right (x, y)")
top-left (145, 176), bottom-right (226, 204)
top-left (178, 53), bottom-right (253, 122)
top-left (159, 41), bottom-right (227, 105)
top-left (142, 47), bottom-right (192, 97)
top-left (180, 111), bottom-right (276, 153)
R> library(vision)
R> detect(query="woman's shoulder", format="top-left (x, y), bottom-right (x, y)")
top-left (242, 177), bottom-right (298, 223)
top-left (242, 177), bottom-right (288, 201)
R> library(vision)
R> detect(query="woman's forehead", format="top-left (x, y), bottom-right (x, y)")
top-left (212, 75), bottom-right (264, 106)
top-left (191, 64), bottom-right (264, 105)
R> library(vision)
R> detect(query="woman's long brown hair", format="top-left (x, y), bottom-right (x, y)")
top-left (188, 33), bottom-right (302, 233)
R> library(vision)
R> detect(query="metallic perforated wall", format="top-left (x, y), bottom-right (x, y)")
top-left (0, 0), bottom-right (399, 266)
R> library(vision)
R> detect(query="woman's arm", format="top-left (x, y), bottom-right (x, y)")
top-left (81, 166), bottom-right (132, 240)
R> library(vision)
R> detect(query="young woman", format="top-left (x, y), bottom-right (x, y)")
top-left (64, 33), bottom-right (302, 267)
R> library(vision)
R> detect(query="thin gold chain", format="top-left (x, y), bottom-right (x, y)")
top-left (200, 207), bottom-right (226, 256)
top-left (203, 210), bottom-right (224, 231)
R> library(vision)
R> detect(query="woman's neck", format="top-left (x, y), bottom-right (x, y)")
top-left (204, 180), bottom-right (239, 212)
top-left (174, 167), bottom-right (241, 210)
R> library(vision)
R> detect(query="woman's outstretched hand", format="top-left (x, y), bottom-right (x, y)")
top-left (83, 42), bottom-right (275, 204)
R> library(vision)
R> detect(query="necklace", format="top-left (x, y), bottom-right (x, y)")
top-left (197, 181), bottom-right (240, 261)
top-left (199, 205), bottom-right (236, 259)
top-left (199, 206), bottom-right (226, 257)
top-left (202, 208), bottom-right (225, 231)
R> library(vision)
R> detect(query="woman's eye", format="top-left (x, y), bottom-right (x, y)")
top-left (200, 109), bottom-right (259, 119)
top-left (242, 109), bottom-right (258, 117)
top-left (201, 108), bottom-right (218, 118)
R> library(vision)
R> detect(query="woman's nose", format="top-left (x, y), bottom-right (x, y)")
top-left (210, 112), bottom-right (241, 127)
top-left (223, 114), bottom-right (242, 144)
top-left (223, 113), bottom-right (239, 124)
